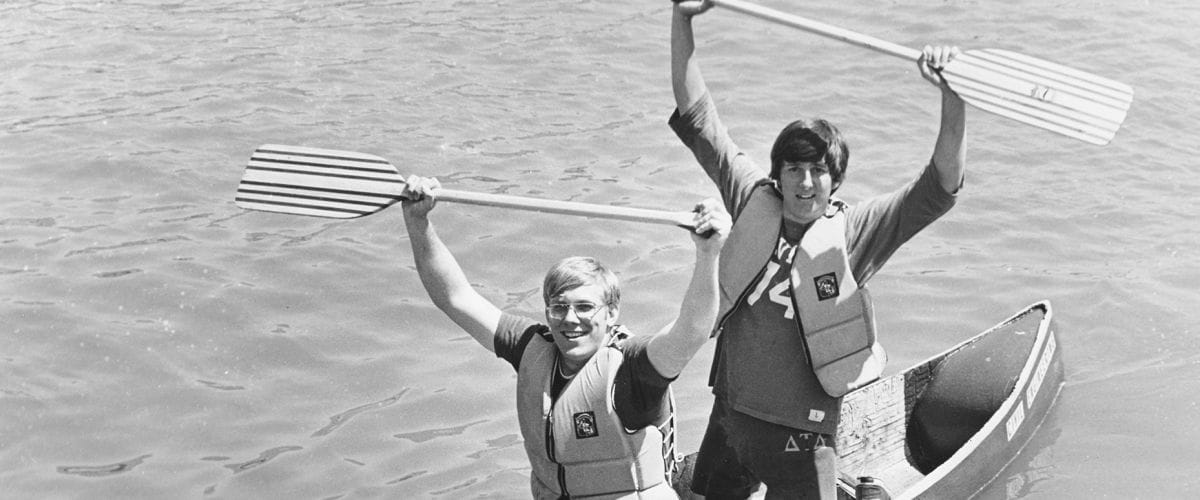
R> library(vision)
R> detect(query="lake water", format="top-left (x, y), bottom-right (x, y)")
top-left (3, 0), bottom-right (1198, 498)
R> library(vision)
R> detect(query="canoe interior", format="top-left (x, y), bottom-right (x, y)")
top-left (835, 303), bottom-right (1052, 498)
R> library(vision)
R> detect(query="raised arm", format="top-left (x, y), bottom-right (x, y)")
top-left (645, 198), bottom-right (730, 379)
top-left (920, 45), bottom-right (967, 194)
top-left (401, 176), bottom-right (502, 352)
top-left (672, 0), bottom-right (714, 112)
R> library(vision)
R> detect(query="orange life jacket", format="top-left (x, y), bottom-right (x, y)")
top-left (516, 331), bottom-right (677, 499)
top-left (715, 184), bottom-right (886, 397)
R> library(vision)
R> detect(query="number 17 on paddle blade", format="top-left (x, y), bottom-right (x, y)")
top-left (235, 145), bottom-right (408, 219)
top-left (941, 49), bottom-right (1133, 146)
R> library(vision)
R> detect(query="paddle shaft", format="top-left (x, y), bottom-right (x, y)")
top-left (711, 0), bottom-right (922, 61)
top-left (433, 188), bottom-right (698, 228)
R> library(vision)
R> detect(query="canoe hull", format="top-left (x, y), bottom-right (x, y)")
top-left (669, 301), bottom-right (1065, 499)
top-left (837, 301), bottom-right (1064, 499)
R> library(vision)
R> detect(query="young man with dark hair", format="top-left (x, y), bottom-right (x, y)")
top-left (669, 1), bottom-right (967, 497)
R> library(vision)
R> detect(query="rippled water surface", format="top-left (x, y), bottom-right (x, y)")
top-left (3, 0), bottom-right (1199, 498)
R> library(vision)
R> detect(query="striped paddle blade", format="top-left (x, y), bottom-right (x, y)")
top-left (941, 49), bottom-right (1133, 146)
top-left (236, 145), bottom-right (407, 219)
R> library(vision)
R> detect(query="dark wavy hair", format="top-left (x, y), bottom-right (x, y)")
top-left (769, 118), bottom-right (849, 191)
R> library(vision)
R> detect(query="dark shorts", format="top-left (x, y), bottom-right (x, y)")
top-left (690, 398), bottom-right (837, 499)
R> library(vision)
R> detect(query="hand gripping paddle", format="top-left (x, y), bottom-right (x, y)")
top-left (235, 144), bottom-right (697, 228)
top-left (711, 0), bottom-right (1133, 146)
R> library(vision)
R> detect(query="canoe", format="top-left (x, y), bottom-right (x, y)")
top-left (671, 301), bottom-right (1065, 499)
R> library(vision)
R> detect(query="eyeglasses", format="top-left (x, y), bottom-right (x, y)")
top-left (546, 302), bottom-right (607, 321)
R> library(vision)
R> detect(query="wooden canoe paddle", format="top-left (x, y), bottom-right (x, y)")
top-left (234, 144), bottom-right (697, 228)
top-left (710, 0), bottom-right (1133, 146)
